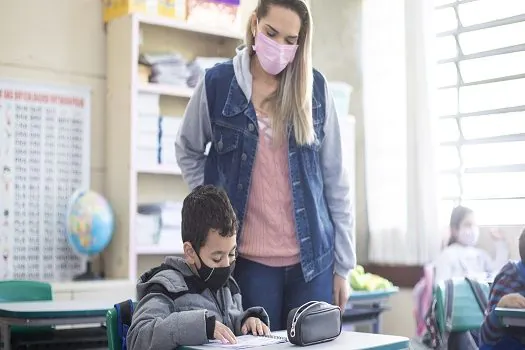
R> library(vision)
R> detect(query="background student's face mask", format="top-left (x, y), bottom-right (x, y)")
top-left (252, 26), bottom-right (298, 75)
top-left (457, 226), bottom-right (480, 246)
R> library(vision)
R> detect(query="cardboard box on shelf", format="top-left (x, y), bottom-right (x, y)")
top-left (138, 64), bottom-right (152, 84)
top-left (103, 0), bottom-right (187, 23)
top-left (186, 0), bottom-right (241, 31)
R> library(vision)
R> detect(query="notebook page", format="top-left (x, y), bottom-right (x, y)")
top-left (198, 334), bottom-right (286, 350)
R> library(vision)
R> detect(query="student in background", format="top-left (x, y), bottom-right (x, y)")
top-left (413, 205), bottom-right (509, 340)
top-left (175, 0), bottom-right (355, 330)
top-left (479, 229), bottom-right (525, 349)
top-left (127, 185), bottom-right (269, 350)
top-left (433, 205), bottom-right (509, 283)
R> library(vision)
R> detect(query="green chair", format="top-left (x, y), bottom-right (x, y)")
top-left (0, 280), bottom-right (52, 303)
top-left (106, 307), bottom-right (121, 350)
top-left (0, 280), bottom-right (53, 345)
top-left (0, 280), bottom-right (53, 333)
top-left (106, 301), bottom-right (136, 350)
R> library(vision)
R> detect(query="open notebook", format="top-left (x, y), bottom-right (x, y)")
top-left (197, 331), bottom-right (288, 350)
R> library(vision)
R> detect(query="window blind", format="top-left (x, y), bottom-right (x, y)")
top-left (433, 0), bottom-right (525, 225)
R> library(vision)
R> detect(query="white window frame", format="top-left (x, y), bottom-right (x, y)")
top-left (433, 0), bottom-right (525, 225)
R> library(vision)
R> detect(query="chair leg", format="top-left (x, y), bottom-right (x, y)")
top-left (1, 324), bottom-right (11, 350)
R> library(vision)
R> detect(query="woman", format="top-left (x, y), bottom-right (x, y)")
top-left (175, 0), bottom-right (355, 331)
top-left (433, 205), bottom-right (508, 283)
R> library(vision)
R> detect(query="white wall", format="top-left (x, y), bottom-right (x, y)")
top-left (310, 0), bottom-right (367, 261)
top-left (0, 0), bottom-right (107, 194)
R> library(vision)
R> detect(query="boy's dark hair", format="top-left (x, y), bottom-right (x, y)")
top-left (181, 185), bottom-right (238, 251)
top-left (448, 205), bottom-right (473, 246)
top-left (518, 228), bottom-right (525, 264)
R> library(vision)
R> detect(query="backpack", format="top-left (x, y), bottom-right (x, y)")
top-left (423, 277), bottom-right (488, 349)
top-left (413, 264), bottom-right (435, 337)
top-left (114, 299), bottom-right (134, 350)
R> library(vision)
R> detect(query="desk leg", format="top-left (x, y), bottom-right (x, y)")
top-left (375, 311), bottom-right (385, 334)
top-left (372, 319), bottom-right (379, 334)
top-left (1, 323), bottom-right (10, 350)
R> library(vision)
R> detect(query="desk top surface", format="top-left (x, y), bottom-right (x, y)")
top-left (495, 307), bottom-right (525, 318)
top-left (0, 300), bottom-right (113, 318)
top-left (349, 288), bottom-right (399, 301)
top-left (187, 331), bottom-right (409, 350)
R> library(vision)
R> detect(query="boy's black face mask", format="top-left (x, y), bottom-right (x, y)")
top-left (195, 252), bottom-right (235, 291)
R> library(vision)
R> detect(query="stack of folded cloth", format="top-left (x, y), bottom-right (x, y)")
top-left (140, 53), bottom-right (190, 87)
top-left (186, 56), bottom-right (229, 88)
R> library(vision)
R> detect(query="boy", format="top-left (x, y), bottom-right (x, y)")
top-left (479, 228), bottom-right (525, 349)
top-left (127, 185), bottom-right (270, 350)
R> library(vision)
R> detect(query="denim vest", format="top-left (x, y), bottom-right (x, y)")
top-left (203, 61), bottom-right (334, 282)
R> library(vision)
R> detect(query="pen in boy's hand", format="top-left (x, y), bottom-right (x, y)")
top-left (214, 321), bottom-right (237, 344)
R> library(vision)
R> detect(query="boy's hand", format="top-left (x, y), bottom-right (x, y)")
top-left (497, 293), bottom-right (525, 308)
top-left (214, 321), bottom-right (237, 344)
top-left (241, 317), bottom-right (270, 336)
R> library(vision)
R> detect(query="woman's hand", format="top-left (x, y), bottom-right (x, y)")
top-left (333, 274), bottom-right (350, 311)
top-left (241, 317), bottom-right (270, 336)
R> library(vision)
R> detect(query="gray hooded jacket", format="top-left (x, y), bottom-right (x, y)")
top-left (126, 256), bottom-right (269, 350)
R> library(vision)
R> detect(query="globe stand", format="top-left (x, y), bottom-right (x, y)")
top-left (73, 260), bottom-right (102, 281)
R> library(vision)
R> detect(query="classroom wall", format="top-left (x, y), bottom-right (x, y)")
top-left (0, 0), bottom-right (107, 194)
top-left (310, 0), bottom-right (367, 262)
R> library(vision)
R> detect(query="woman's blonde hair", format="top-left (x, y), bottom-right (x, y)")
top-left (245, 0), bottom-right (314, 146)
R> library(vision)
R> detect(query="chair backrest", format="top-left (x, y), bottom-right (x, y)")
top-left (0, 280), bottom-right (53, 335)
top-left (106, 300), bottom-right (135, 350)
top-left (0, 280), bottom-right (52, 302)
top-left (106, 307), bottom-right (121, 350)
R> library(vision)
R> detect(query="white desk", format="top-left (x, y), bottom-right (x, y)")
top-left (495, 307), bottom-right (525, 327)
top-left (345, 288), bottom-right (399, 333)
top-left (188, 331), bottom-right (410, 350)
top-left (0, 300), bottom-right (114, 350)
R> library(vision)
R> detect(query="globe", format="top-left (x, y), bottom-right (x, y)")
top-left (66, 189), bottom-right (114, 257)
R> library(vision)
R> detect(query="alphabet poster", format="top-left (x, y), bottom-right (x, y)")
top-left (0, 80), bottom-right (90, 281)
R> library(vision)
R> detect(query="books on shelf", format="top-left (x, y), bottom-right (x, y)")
top-left (135, 109), bottom-right (183, 173)
top-left (137, 92), bottom-right (160, 116)
top-left (137, 52), bottom-right (229, 97)
top-left (159, 115), bottom-right (182, 168)
top-left (136, 201), bottom-right (184, 254)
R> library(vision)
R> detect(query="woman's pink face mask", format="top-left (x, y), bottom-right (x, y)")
top-left (252, 26), bottom-right (299, 75)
